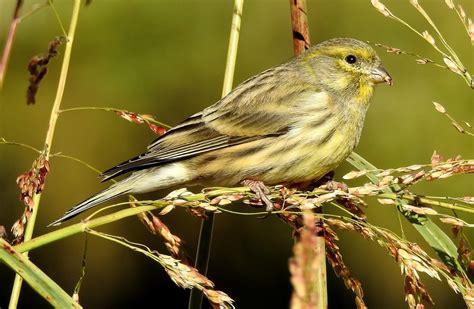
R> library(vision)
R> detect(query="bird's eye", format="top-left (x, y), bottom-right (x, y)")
top-left (345, 55), bottom-right (357, 64)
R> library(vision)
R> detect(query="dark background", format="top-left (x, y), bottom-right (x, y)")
top-left (0, 0), bottom-right (472, 308)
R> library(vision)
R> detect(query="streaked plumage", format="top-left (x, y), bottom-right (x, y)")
top-left (50, 38), bottom-right (392, 226)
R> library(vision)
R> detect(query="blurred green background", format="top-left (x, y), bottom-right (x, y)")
top-left (0, 0), bottom-right (472, 308)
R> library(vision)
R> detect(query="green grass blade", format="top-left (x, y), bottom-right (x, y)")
top-left (347, 152), bottom-right (465, 273)
top-left (0, 238), bottom-right (81, 308)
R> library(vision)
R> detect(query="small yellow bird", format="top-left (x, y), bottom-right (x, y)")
top-left (50, 38), bottom-right (392, 226)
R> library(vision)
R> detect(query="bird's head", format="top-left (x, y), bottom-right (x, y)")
top-left (303, 38), bottom-right (392, 103)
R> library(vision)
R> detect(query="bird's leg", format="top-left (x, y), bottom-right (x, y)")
top-left (241, 179), bottom-right (273, 212)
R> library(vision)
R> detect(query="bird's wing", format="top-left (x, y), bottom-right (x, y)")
top-left (101, 64), bottom-right (318, 181)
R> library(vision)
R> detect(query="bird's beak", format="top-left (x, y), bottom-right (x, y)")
top-left (370, 66), bottom-right (393, 86)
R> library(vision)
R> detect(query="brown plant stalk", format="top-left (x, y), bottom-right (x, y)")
top-left (0, 0), bottom-right (23, 89)
top-left (288, 1), bottom-right (328, 308)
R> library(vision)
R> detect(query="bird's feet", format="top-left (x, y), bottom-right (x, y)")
top-left (241, 179), bottom-right (274, 214)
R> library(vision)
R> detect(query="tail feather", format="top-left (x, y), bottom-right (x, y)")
top-left (49, 162), bottom-right (192, 227)
top-left (48, 183), bottom-right (131, 227)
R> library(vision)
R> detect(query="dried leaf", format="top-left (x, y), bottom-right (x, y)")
top-left (443, 57), bottom-right (463, 74)
top-left (378, 175), bottom-right (394, 186)
top-left (451, 121), bottom-right (465, 133)
top-left (376, 169), bottom-right (393, 177)
top-left (115, 111), bottom-right (144, 124)
top-left (158, 205), bottom-right (175, 216)
top-left (386, 47), bottom-right (402, 54)
top-left (403, 204), bottom-right (438, 215)
top-left (172, 199), bottom-right (188, 206)
top-left (462, 196), bottom-right (474, 204)
top-left (422, 31), bottom-right (435, 45)
top-left (415, 58), bottom-right (429, 65)
top-left (407, 165), bottom-right (424, 171)
top-left (148, 123), bottom-right (167, 135)
top-left (371, 0), bottom-right (390, 17)
top-left (432, 102), bottom-right (446, 113)
top-left (431, 151), bottom-right (443, 165)
top-left (343, 170), bottom-right (367, 179)
top-left (440, 217), bottom-right (465, 226)
top-left (217, 198), bottom-right (231, 206)
top-left (165, 188), bottom-right (189, 199)
top-left (378, 198), bottom-right (396, 205)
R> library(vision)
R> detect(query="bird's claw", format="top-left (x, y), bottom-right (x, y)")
top-left (241, 179), bottom-right (273, 217)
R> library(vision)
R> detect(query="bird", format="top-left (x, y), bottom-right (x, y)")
top-left (50, 38), bottom-right (392, 226)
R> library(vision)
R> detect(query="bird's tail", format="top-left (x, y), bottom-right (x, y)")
top-left (48, 181), bottom-right (132, 227)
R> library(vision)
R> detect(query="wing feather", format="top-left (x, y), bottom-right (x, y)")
top-left (101, 62), bottom-right (320, 181)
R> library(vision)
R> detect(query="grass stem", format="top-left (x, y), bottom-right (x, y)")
top-left (8, 1), bottom-right (81, 306)
top-left (188, 1), bottom-right (243, 308)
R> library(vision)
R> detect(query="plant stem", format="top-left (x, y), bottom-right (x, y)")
top-left (187, 216), bottom-right (215, 309)
top-left (15, 205), bottom-right (156, 254)
top-left (220, 0), bottom-right (243, 97)
top-left (0, 0), bottom-right (23, 89)
top-left (289, 1), bottom-right (327, 308)
top-left (188, 1), bottom-right (243, 308)
top-left (289, 0), bottom-right (310, 54)
top-left (1, 239), bottom-right (81, 308)
top-left (9, 1), bottom-right (81, 307)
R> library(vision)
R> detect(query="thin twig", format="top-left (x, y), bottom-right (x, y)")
top-left (47, 0), bottom-right (68, 37)
top-left (18, 1), bottom-right (49, 23)
top-left (0, 137), bottom-right (41, 153)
